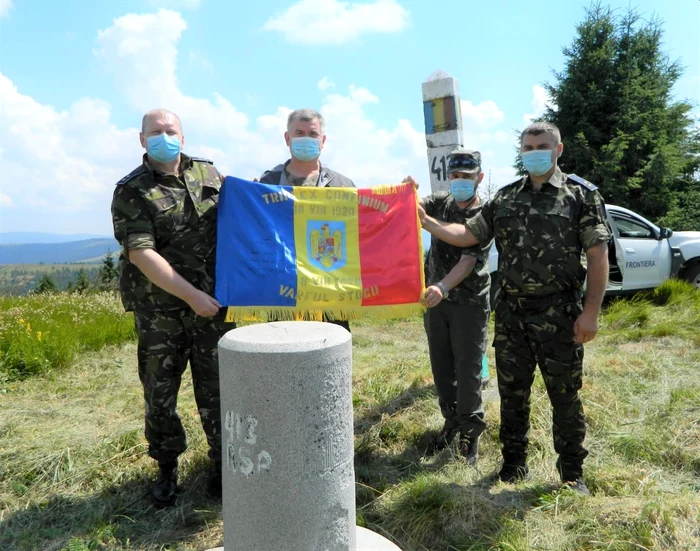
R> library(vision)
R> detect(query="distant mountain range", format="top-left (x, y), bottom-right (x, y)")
top-left (0, 237), bottom-right (120, 264)
top-left (0, 232), bottom-right (112, 245)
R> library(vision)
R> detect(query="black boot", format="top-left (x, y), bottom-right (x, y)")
top-left (458, 434), bottom-right (479, 465)
top-left (556, 458), bottom-right (589, 496)
top-left (498, 459), bottom-right (530, 483)
top-left (152, 461), bottom-right (178, 508)
top-left (561, 477), bottom-right (591, 496)
top-left (427, 418), bottom-right (458, 454)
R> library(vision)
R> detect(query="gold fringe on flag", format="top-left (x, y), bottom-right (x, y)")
top-left (225, 302), bottom-right (425, 324)
top-left (415, 186), bottom-right (427, 297)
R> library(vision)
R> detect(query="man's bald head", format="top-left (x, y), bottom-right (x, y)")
top-left (139, 109), bottom-right (185, 161)
top-left (142, 109), bottom-right (183, 134)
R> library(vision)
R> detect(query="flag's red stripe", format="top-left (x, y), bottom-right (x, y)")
top-left (358, 187), bottom-right (422, 306)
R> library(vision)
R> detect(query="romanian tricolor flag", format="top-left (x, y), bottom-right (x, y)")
top-left (215, 177), bottom-right (425, 322)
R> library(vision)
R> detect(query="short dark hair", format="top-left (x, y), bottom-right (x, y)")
top-left (520, 122), bottom-right (561, 144)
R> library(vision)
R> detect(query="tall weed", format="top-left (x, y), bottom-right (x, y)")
top-left (0, 292), bottom-right (134, 381)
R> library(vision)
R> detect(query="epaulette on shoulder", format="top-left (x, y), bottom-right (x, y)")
top-left (116, 165), bottom-right (146, 186)
top-left (568, 173), bottom-right (598, 191)
top-left (190, 156), bottom-right (214, 165)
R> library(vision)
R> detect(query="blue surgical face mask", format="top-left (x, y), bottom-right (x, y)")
top-left (521, 149), bottom-right (555, 176)
top-left (450, 178), bottom-right (476, 202)
top-left (146, 133), bottom-right (181, 163)
top-left (290, 137), bottom-right (321, 162)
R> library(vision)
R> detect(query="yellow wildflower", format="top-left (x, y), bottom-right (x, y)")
top-left (37, 331), bottom-right (42, 342)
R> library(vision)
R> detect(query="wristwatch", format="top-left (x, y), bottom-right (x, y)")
top-left (436, 281), bottom-right (449, 300)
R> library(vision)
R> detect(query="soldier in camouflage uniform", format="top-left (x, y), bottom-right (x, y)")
top-left (111, 109), bottom-right (234, 507)
top-left (416, 122), bottom-right (610, 495)
top-left (259, 108), bottom-right (354, 331)
top-left (418, 149), bottom-right (492, 464)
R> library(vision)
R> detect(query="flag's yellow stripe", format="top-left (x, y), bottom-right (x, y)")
top-left (292, 187), bottom-right (362, 316)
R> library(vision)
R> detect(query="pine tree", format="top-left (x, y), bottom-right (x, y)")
top-left (97, 251), bottom-right (119, 291)
top-left (523, 3), bottom-right (699, 225)
top-left (75, 268), bottom-right (90, 294)
top-left (35, 274), bottom-right (58, 294)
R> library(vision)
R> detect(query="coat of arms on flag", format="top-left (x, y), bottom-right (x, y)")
top-left (309, 221), bottom-right (345, 271)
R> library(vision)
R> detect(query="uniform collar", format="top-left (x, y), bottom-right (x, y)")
top-left (526, 166), bottom-right (565, 189)
top-left (282, 159), bottom-right (333, 187)
top-left (142, 152), bottom-right (192, 178)
top-left (447, 193), bottom-right (479, 211)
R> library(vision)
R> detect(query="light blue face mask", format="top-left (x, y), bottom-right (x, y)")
top-left (290, 137), bottom-right (321, 162)
top-left (450, 178), bottom-right (476, 202)
top-left (146, 133), bottom-right (181, 163)
top-left (521, 149), bottom-right (554, 176)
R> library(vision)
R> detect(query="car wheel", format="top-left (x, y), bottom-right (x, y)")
top-left (683, 262), bottom-right (700, 289)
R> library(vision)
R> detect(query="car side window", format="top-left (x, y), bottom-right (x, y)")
top-left (611, 214), bottom-right (654, 239)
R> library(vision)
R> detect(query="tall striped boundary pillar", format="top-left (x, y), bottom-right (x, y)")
top-left (422, 70), bottom-right (464, 194)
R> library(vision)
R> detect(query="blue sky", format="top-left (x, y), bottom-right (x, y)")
top-left (0, 0), bottom-right (698, 235)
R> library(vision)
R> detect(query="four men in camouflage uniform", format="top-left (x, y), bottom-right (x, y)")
top-left (111, 106), bottom-right (607, 503)
top-left (111, 109), bottom-right (234, 507)
top-left (417, 122), bottom-right (610, 495)
top-left (259, 108), bottom-right (354, 331)
top-left (418, 149), bottom-right (492, 464)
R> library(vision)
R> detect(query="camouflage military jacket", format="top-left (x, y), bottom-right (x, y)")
top-left (424, 192), bottom-right (491, 305)
top-left (466, 168), bottom-right (610, 297)
top-left (111, 154), bottom-right (222, 312)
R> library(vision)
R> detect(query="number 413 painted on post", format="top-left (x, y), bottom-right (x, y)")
top-left (431, 155), bottom-right (447, 181)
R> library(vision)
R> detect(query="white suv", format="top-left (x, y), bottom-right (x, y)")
top-left (487, 204), bottom-right (700, 302)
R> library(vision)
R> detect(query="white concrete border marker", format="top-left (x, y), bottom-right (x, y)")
top-left (214, 321), bottom-right (401, 551)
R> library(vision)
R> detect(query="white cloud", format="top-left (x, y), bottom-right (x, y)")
top-left (317, 76), bottom-right (334, 91)
top-left (0, 0), bottom-right (12, 18)
top-left (0, 72), bottom-right (142, 233)
top-left (263, 0), bottom-right (410, 45)
top-left (523, 85), bottom-right (553, 124)
top-left (1, 9), bottom-right (431, 232)
top-left (0, 193), bottom-right (13, 206)
top-left (461, 100), bottom-right (504, 131)
top-left (348, 84), bottom-right (378, 104)
top-left (147, 0), bottom-right (201, 9)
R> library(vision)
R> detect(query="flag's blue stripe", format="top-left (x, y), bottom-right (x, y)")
top-left (215, 177), bottom-right (297, 307)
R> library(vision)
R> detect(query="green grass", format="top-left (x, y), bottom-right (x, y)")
top-left (0, 292), bottom-right (135, 382)
top-left (0, 281), bottom-right (699, 550)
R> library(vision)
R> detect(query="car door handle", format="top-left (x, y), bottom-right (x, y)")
top-left (625, 248), bottom-right (635, 254)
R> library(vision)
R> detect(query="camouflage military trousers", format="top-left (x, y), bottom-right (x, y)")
top-left (424, 299), bottom-right (489, 438)
top-left (493, 297), bottom-right (588, 478)
top-left (134, 308), bottom-right (235, 465)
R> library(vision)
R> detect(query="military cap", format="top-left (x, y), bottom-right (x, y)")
top-left (447, 148), bottom-right (481, 175)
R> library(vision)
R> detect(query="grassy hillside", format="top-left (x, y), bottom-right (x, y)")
top-left (0, 283), bottom-right (698, 550)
